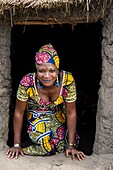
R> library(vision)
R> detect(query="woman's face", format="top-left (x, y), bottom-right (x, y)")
top-left (37, 63), bottom-right (59, 87)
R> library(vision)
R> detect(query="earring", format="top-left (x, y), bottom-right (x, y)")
top-left (37, 79), bottom-right (43, 89)
top-left (56, 75), bottom-right (59, 87)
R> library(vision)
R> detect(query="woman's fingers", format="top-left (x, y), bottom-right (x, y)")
top-left (7, 150), bottom-right (15, 159)
top-left (15, 151), bottom-right (20, 159)
top-left (6, 147), bottom-right (23, 159)
top-left (71, 154), bottom-right (76, 161)
top-left (65, 149), bottom-right (86, 161)
top-left (77, 151), bottom-right (86, 161)
top-left (71, 149), bottom-right (76, 161)
top-left (6, 149), bottom-right (11, 155)
top-left (65, 149), bottom-right (71, 158)
top-left (10, 151), bottom-right (15, 159)
top-left (20, 150), bottom-right (25, 156)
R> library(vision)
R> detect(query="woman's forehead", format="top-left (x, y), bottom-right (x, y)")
top-left (38, 63), bottom-right (57, 69)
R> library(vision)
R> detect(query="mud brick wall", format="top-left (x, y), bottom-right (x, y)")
top-left (94, 4), bottom-right (113, 154)
top-left (0, 20), bottom-right (11, 149)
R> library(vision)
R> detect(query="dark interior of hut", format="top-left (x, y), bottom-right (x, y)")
top-left (7, 21), bottom-right (102, 156)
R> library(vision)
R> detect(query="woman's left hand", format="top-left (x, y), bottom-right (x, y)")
top-left (65, 147), bottom-right (86, 161)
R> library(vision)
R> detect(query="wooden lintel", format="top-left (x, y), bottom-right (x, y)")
top-left (13, 19), bottom-right (68, 25)
top-left (13, 17), bottom-right (84, 25)
top-left (13, 17), bottom-right (99, 25)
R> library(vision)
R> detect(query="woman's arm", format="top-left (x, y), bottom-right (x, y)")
top-left (66, 101), bottom-right (77, 145)
top-left (65, 101), bottom-right (85, 161)
top-left (6, 99), bottom-right (27, 159)
top-left (13, 99), bottom-right (27, 145)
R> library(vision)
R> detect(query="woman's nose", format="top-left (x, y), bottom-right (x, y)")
top-left (44, 72), bottom-right (50, 77)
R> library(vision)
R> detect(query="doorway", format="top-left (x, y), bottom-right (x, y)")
top-left (8, 22), bottom-right (102, 155)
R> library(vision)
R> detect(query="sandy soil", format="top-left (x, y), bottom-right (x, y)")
top-left (0, 143), bottom-right (113, 170)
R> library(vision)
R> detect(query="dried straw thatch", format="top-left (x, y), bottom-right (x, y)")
top-left (0, 0), bottom-right (112, 13)
top-left (0, 0), bottom-right (112, 23)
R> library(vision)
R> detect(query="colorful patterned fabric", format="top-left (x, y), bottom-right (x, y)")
top-left (35, 44), bottom-right (59, 69)
top-left (17, 70), bottom-right (77, 156)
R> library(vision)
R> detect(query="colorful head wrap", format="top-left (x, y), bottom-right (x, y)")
top-left (35, 43), bottom-right (60, 69)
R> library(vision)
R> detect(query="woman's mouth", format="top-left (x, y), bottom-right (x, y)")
top-left (42, 79), bottom-right (52, 83)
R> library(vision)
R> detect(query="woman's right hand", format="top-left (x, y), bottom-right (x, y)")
top-left (6, 146), bottom-right (24, 159)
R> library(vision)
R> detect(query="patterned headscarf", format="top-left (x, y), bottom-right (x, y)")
top-left (35, 43), bottom-right (60, 69)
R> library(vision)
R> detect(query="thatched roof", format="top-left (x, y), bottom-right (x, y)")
top-left (0, 0), bottom-right (112, 24)
top-left (0, 0), bottom-right (112, 13)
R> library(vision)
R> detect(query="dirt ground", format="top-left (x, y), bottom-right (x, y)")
top-left (0, 143), bottom-right (113, 170)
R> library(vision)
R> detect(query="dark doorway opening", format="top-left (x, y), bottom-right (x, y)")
top-left (8, 22), bottom-right (102, 156)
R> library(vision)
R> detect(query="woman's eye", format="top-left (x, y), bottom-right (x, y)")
top-left (38, 70), bottom-right (45, 73)
top-left (50, 70), bottom-right (55, 73)
top-left (38, 69), bottom-right (55, 73)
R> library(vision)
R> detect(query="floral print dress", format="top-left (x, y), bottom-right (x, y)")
top-left (17, 70), bottom-right (77, 156)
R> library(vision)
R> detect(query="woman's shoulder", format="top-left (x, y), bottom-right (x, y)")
top-left (61, 70), bottom-right (75, 86)
top-left (19, 72), bottom-right (35, 87)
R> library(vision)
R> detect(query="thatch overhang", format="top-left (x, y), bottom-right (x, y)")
top-left (0, 0), bottom-right (113, 24)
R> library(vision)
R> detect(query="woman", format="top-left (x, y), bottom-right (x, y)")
top-left (6, 44), bottom-right (85, 161)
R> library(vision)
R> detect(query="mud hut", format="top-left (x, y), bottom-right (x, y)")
top-left (0, 0), bottom-right (113, 156)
